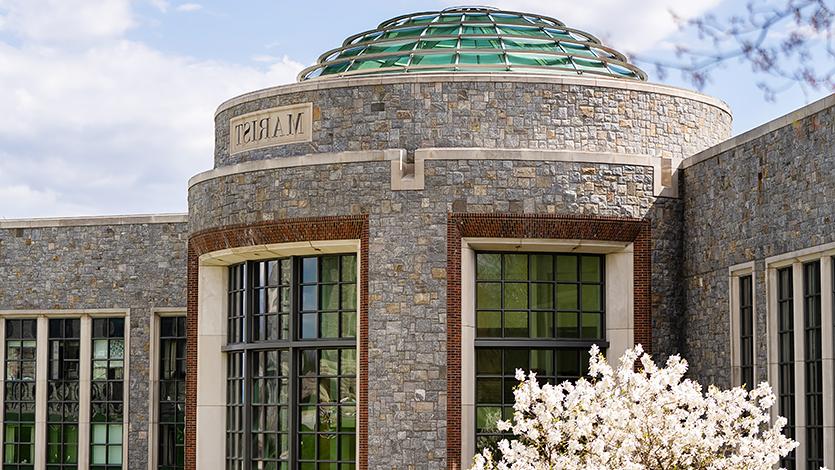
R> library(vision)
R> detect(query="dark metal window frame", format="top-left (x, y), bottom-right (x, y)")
top-left (738, 275), bottom-right (754, 389)
top-left (472, 252), bottom-right (608, 450)
top-left (224, 255), bottom-right (358, 469)
top-left (802, 261), bottom-right (824, 469)
top-left (46, 318), bottom-right (81, 470)
top-left (3, 318), bottom-right (38, 469)
top-left (157, 316), bottom-right (186, 470)
top-left (776, 266), bottom-right (795, 470)
top-left (474, 251), bottom-right (607, 341)
top-left (89, 317), bottom-right (125, 470)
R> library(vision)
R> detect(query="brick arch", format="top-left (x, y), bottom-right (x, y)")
top-left (185, 215), bottom-right (369, 470)
top-left (445, 213), bottom-right (651, 469)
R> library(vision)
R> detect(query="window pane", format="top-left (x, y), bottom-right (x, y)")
top-left (581, 285), bottom-right (601, 311)
top-left (341, 256), bottom-right (356, 282)
top-left (580, 256), bottom-right (601, 282)
top-left (530, 254), bottom-right (553, 281)
top-left (302, 257), bottom-right (318, 283)
top-left (503, 254), bottom-right (528, 280)
top-left (159, 316), bottom-right (186, 470)
top-left (225, 255), bottom-right (358, 468)
top-left (503, 311), bottom-right (528, 337)
top-left (4, 319), bottom-right (37, 469)
top-left (298, 348), bottom-right (356, 468)
top-left (530, 283), bottom-right (553, 309)
top-left (556, 285), bottom-right (578, 310)
top-left (581, 313), bottom-right (602, 339)
top-left (476, 379), bottom-right (502, 403)
top-left (321, 256), bottom-right (339, 283)
top-left (529, 311), bottom-right (553, 338)
top-left (557, 312), bottom-right (579, 338)
top-left (47, 318), bottom-right (80, 469)
top-left (503, 284), bottom-right (528, 310)
top-left (476, 349), bottom-right (501, 375)
top-left (476, 311), bottom-right (501, 338)
top-left (556, 256), bottom-right (577, 281)
top-left (90, 318), bottom-right (124, 470)
top-left (476, 407), bottom-right (501, 432)
top-left (529, 349), bottom-right (553, 376)
top-left (477, 283), bottom-right (501, 310)
top-left (476, 254), bottom-right (501, 280)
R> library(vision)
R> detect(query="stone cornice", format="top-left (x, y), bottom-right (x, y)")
top-left (0, 213), bottom-right (188, 229)
top-left (215, 73), bottom-right (731, 118)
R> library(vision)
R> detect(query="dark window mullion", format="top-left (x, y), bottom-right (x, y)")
top-left (777, 267), bottom-right (795, 470)
top-left (803, 261), bottom-right (823, 469)
top-left (289, 257), bottom-right (298, 469)
top-left (242, 262), bottom-right (252, 467)
top-left (739, 275), bottom-right (754, 389)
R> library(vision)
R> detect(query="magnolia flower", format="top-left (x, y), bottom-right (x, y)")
top-left (471, 346), bottom-right (801, 470)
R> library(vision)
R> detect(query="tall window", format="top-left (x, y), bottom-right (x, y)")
top-left (776, 267), bottom-right (795, 470)
top-left (225, 254), bottom-right (358, 470)
top-left (47, 318), bottom-right (80, 469)
top-left (802, 262), bottom-right (823, 469)
top-left (90, 318), bottom-right (125, 470)
top-left (474, 253), bottom-right (604, 451)
top-left (3, 319), bottom-right (37, 469)
top-left (738, 275), bottom-right (754, 389)
top-left (158, 317), bottom-right (186, 470)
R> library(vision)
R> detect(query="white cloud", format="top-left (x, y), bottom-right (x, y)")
top-left (0, 183), bottom-right (92, 219)
top-left (0, 0), bottom-right (135, 42)
top-left (489, 0), bottom-right (721, 53)
top-left (176, 2), bottom-right (201, 12)
top-left (0, 2), bottom-right (304, 218)
top-left (148, 0), bottom-right (169, 12)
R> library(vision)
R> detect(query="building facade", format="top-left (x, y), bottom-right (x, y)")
top-left (0, 6), bottom-right (832, 470)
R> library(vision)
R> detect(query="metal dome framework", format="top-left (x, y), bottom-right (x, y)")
top-left (298, 6), bottom-right (647, 82)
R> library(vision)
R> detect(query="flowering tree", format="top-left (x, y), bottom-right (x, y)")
top-left (471, 345), bottom-right (799, 470)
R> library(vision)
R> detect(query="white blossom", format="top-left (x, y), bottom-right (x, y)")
top-left (470, 346), bottom-right (802, 470)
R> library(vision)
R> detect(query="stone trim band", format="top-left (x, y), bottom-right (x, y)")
top-left (445, 213), bottom-right (651, 469)
top-left (185, 215), bottom-right (370, 470)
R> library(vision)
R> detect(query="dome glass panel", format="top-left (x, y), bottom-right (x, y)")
top-left (298, 6), bottom-right (647, 82)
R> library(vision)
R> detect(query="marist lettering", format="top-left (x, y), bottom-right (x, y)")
top-left (229, 103), bottom-right (312, 154)
top-left (234, 112), bottom-right (305, 146)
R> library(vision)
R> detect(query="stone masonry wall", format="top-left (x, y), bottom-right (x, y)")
top-left (189, 157), bottom-right (665, 468)
top-left (0, 221), bottom-right (188, 468)
top-left (681, 103), bottom-right (835, 388)
top-left (215, 78), bottom-right (731, 168)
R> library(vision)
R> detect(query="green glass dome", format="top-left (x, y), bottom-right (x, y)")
top-left (298, 6), bottom-right (647, 82)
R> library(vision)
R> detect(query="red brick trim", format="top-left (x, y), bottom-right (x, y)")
top-left (445, 213), bottom-right (651, 469)
top-left (185, 215), bottom-right (369, 470)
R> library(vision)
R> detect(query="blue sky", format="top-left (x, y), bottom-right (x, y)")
top-left (0, 0), bottom-right (830, 218)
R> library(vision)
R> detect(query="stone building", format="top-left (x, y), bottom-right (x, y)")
top-left (0, 6), bottom-right (832, 470)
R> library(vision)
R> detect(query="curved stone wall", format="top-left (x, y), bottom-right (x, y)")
top-left (192, 73), bottom-right (732, 469)
top-left (189, 156), bottom-right (658, 468)
top-left (213, 74), bottom-right (732, 168)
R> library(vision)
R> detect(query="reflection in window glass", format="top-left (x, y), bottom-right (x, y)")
top-left (298, 349), bottom-right (356, 469)
top-left (90, 318), bottom-right (124, 470)
top-left (47, 318), bottom-right (80, 470)
top-left (474, 348), bottom-right (587, 450)
top-left (475, 253), bottom-right (604, 339)
top-left (474, 252), bottom-right (604, 453)
top-left (158, 317), bottom-right (186, 470)
top-left (4, 319), bottom-right (37, 469)
top-left (226, 254), bottom-right (358, 469)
